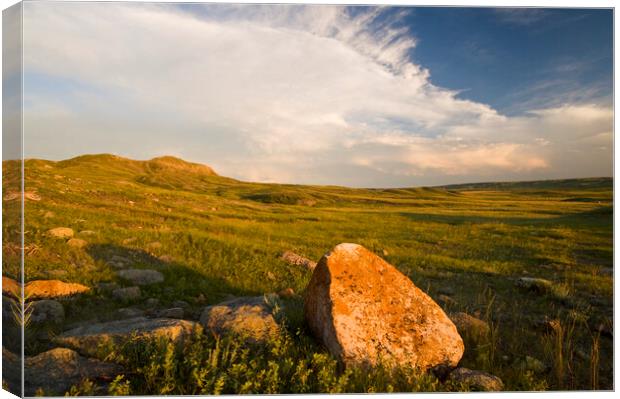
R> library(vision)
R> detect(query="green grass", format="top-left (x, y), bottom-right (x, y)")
top-left (2, 154), bottom-right (613, 393)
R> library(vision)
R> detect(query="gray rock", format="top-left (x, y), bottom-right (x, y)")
top-left (200, 295), bottom-right (280, 343)
top-left (172, 300), bottom-right (189, 308)
top-left (117, 269), bottom-right (164, 286)
top-left (106, 255), bottom-right (131, 269)
top-left (24, 347), bottom-right (123, 396)
top-left (280, 251), bottom-right (317, 271)
top-left (30, 300), bottom-right (65, 324)
top-left (515, 277), bottom-right (553, 293)
top-left (449, 367), bottom-right (504, 391)
top-left (54, 317), bottom-right (201, 357)
top-left (158, 308), bottom-right (184, 319)
top-left (112, 286), bottom-right (141, 301)
top-left (116, 307), bottom-right (145, 319)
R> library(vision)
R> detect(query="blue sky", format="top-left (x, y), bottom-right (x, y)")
top-left (406, 7), bottom-right (613, 115)
top-left (16, 3), bottom-right (614, 187)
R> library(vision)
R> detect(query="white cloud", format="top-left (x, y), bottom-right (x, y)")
top-left (21, 3), bottom-right (612, 187)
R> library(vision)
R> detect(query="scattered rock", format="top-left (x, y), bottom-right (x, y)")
top-left (112, 286), bottom-right (141, 301)
top-left (280, 251), bottom-right (317, 271)
top-left (47, 227), bottom-right (74, 239)
top-left (172, 300), bottom-right (189, 308)
top-left (449, 312), bottom-right (490, 339)
top-left (25, 280), bottom-right (90, 299)
top-left (30, 300), bottom-right (65, 324)
top-left (437, 287), bottom-right (456, 296)
top-left (116, 307), bottom-right (145, 319)
top-left (67, 238), bottom-right (88, 248)
top-left (3, 192), bottom-right (19, 201)
top-left (2, 276), bottom-right (20, 298)
top-left (158, 308), bottom-right (184, 319)
top-left (278, 288), bottom-right (296, 298)
top-left (24, 192), bottom-right (42, 201)
top-left (194, 294), bottom-right (207, 304)
top-left (515, 277), bottom-right (553, 293)
top-left (200, 295), bottom-right (280, 343)
top-left (304, 243), bottom-right (463, 370)
top-left (449, 367), bottom-right (504, 391)
top-left (54, 317), bottom-right (201, 357)
top-left (117, 269), bottom-right (164, 285)
top-left (24, 347), bottom-right (124, 396)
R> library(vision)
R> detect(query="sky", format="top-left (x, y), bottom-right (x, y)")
top-left (12, 2), bottom-right (614, 187)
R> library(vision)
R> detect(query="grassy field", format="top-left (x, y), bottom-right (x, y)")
top-left (2, 154), bottom-right (614, 393)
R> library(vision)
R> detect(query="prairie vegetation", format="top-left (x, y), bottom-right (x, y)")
top-left (2, 154), bottom-right (613, 393)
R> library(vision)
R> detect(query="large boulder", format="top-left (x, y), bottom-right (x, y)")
top-left (304, 243), bottom-right (464, 370)
top-left (117, 269), bottom-right (164, 285)
top-left (54, 317), bottom-right (201, 357)
top-left (200, 295), bottom-right (280, 343)
top-left (25, 347), bottom-right (124, 396)
top-left (25, 280), bottom-right (90, 299)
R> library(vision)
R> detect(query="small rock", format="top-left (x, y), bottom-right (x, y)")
top-left (25, 280), bottom-right (90, 299)
top-left (280, 251), bottom-right (317, 271)
top-left (3, 192), bottom-right (19, 201)
top-left (44, 269), bottom-right (68, 279)
top-left (515, 277), bottom-right (553, 293)
top-left (116, 307), bottom-right (145, 319)
top-left (158, 308), bottom-right (184, 319)
top-left (381, 249), bottom-right (389, 257)
top-left (112, 286), bottom-right (141, 301)
top-left (159, 255), bottom-right (174, 263)
top-left (304, 243), bottom-right (463, 370)
top-left (145, 298), bottom-right (160, 308)
top-left (449, 367), bottom-right (504, 391)
top-left (200, 295), bottom-right (280, 343)
top-left (449, 312), bottom-right (490, 339)
top-left (117, 269), bottom-right (164, 286)
top-left (47, 227), bottom-right (74, 239)
top-left (67, 238), bottom-right (87, 248)
top-left (194, 294), bottom-right (207, 304)
top-left (172, 300), bottom-right (189, 308)
top-left (437, 287), bottom-right (456, 296)
top-left (2, 276), bottom-right (20, 298)
top-left (54, 317), bottom-right (201, 357)
top-left (43, 211), bottom-right (55, 219)
top-left (24, 192), bottom-right (42, 201)
top-left (277, 288), bottom-right (296, 298)
top-left (30, 300), bottom-right (65, 324)
top-left (535, 317), bottom-right (562, 334)
top-left (24, 347), bottom-right (124, 396)
top-left (266, 271), bottom-right (276, 281)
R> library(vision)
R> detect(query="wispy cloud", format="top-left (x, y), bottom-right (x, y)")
top-left (494, 8), bottom-right (547, 26)
top-left (21, 3), bottom-right (612, 187)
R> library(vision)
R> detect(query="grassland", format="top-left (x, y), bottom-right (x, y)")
top-left (2, 154), bottom-right (614, 393)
